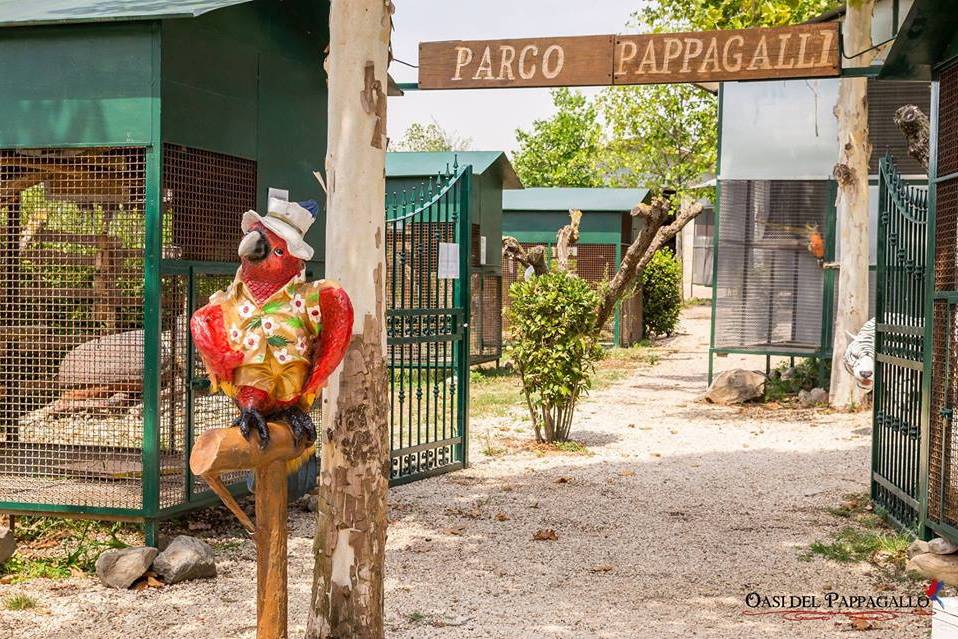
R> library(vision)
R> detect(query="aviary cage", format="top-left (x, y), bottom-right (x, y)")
top-left (0, 0), bottom-right (330, 544)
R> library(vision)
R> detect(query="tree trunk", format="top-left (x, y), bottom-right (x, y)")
top-left (554, 209), bottom-right (582, 271)
top-left (830, 0), bottom-right (876, 408)
top-left (306, 1), bottom-right (391, 637)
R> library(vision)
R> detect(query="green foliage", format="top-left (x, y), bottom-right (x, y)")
top-left (0, 517), bottom-right (132, 583)
top-left (641, 249), bottom-right (682, 338)
top-left (634, 0), bottom-right (834, 32)
top-left (513, 89), bottom-right (605, 187)
top-left (394, 119), bottom-right (472, 152)
top-left (506, 269), bottom-right (604, 442)
top-left (764, 357), bottom-right (829, 401)
top-left (598, 84), bottom-right (717, 200)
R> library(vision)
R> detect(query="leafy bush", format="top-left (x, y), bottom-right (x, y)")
top-left (641, 249), bottom-right (682, 337)
top-left (506, 269), bottom-right (603, 442)
top-left (765, 357), bottom-right (829, 401)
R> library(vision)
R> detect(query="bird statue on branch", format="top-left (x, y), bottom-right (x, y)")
top-left (190, 188), bottom-right (353, 494)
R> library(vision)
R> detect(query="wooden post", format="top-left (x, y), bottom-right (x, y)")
top-left (829, 0), bottom-right (876, 408)
top-left (306, 1), bottom-right (391, 637)
top-left (189, 422), bottom-right (309, 639)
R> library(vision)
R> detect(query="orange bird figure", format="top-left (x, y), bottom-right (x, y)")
top-left (190, 189), bottom-right (353, 457)
top-left (806, 224), bottom-right (825, 262)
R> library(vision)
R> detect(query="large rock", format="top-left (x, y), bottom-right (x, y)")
top-left (705, 369), bottom-right (766, 405)
top-left (929, 537), bottom-right (958, 555)
top-left (909, 539), bottom-right (931, 558)
top-left (907, 552), bottom-right (958, 585)
top-left (799, 388), bottom-right (829, 408)
top-left (95, 547), bottom-right (158, 589)
top-left (0, 527), bottom-right (15, 564)
top-left (152, 535), bottom-right (216, 584)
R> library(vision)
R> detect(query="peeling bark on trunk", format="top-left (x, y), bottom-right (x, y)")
top-left (894, 104), bottom-right (930, 171)
top-left (829, 0), bottom-right (876, 408)
top-left (306, 1), bottom-right (391, 637)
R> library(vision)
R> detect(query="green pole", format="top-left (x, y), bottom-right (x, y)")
top-left (141, 25), bottom-right (163, 546)
top-left (456, 168), bottom-right (472, 468)
top-left (707, 85), bottom-right (724, 386)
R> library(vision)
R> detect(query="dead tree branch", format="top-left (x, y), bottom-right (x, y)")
top-left (554, 209), bottom-right (582, 271)
top-left (502, 236), bottom-right (548, 276)
top-left (894, 104), bottom-right (930, 171)
top-left (594, 198), bottom-right (704, 329)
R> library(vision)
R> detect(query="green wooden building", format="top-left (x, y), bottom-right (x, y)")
top-left (0, 0), bottom-right (329, 544)
top-left (386, 151), bottom-right (521, 364)
top-left (501, 187), bottom-right (650, 346)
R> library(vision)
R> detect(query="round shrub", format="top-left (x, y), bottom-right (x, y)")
top-left (506, 269), bottom-right (603, 442)
top-left (641, 248), bottom-right (682, 337)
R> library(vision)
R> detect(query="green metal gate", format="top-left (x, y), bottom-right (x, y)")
top-left (386, 164), bottom-right (471, 484)
top-left (872, 154), bottom-right (929, 530)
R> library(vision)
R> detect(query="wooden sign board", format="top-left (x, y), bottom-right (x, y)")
top-left (418, 22), bottom-right (839, 89)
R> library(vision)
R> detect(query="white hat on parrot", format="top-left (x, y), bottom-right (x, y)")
top-left (241, 187), bottom-right (319, 261)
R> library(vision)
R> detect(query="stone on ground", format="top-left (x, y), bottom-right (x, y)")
top-left (0, 526), bottom-right (15, 564)
top-left (705, 369), bottom-right (765, 404)
top-left (798, 388), bottom-right (829, 408)
top-left (929, 537), bottom-right (958, 555)
top-left (907, 552), bottom-right (958, 585)
top-left (95, 547), bottom-right (158, 589)
top-left (908, 539), bottom-right (930, 558)
top-left (152, 535), bottom-right (216, 584)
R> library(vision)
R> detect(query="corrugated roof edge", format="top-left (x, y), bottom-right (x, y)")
top-left (0, 0), bottom-right (253, 28)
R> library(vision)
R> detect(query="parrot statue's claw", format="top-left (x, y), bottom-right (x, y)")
top-left (277, 406), bottom-right (316, 446)
top-left (233, 408), bottom-right (270, 449)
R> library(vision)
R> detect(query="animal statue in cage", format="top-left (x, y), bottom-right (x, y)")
top-left (190, 187), bottom-right (353, 465)
top-left (843, 318), bottom-right (875, 390)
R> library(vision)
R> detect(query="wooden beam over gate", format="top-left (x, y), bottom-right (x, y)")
top-left (418, 22), bottom-right (839, 89)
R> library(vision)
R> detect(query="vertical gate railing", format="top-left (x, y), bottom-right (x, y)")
top-left (873, 154), bottom-right (928, 531)
top-left (385, 164), bottom-right (471, 485)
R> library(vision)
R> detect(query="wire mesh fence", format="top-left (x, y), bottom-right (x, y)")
top-left (713, 180), bottom-right (831, 355)
top-left (0, 147), bottom-right (147, 510)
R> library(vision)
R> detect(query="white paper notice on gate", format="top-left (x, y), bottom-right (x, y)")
top-left (438, 242), bottom-right (460, 279)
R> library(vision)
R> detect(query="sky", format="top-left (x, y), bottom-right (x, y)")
top-left (388, 0), bottom-right (639, 153)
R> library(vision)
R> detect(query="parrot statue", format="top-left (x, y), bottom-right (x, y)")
top-left (189, 189), bottom-right (353, 494)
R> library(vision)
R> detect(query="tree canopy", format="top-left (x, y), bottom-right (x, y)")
top-left (394, 119), bottom-right (472, 152)
top-left (511, 0), bottom-right (835, 194)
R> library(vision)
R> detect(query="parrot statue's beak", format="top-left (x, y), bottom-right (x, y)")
top-left (238, 229), bottom-right (268, 262)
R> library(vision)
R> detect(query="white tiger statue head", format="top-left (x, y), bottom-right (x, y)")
top-left (842, 318), bottom-right (875, 390)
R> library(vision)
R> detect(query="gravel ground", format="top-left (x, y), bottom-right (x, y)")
top-left (0, 306), bottom-right (930, 638)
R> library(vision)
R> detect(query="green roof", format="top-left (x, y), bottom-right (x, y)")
top-left (0, 0), bottom-right (253, 27)
top-left (503, 187), bottom-right (650, 212)
top-left (880, 0), bottom-right (958, 80)
top-left (386, 151), bottom-right (522, 189)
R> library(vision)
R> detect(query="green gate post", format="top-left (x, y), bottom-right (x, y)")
top-left (456, 168), bottom-right (472, 468)
top-left (818, 179), bottom-right (838, 387)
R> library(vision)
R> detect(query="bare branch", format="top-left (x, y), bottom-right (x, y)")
top-left (894, 104), bottom-right (930, 171)
top-left (502, 236), bottom-right (548, 277)
top-left (595, 198), bottom-right (704, 328)
top-left (555, 209), bottom-right (582, 271)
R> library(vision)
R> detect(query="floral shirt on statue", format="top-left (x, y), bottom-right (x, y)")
top-left (207, 269), bottom-right (323, 401)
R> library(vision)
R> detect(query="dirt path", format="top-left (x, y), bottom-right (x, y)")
top-left (0, 307), bottom-right (928, 638)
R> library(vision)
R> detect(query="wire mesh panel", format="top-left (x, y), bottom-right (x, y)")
top-left (872, 155), bottom-right (928, 531)
top-left (0, 147), bottom-right (147, 510)
top-left (713, 180), bottom-right (830, 354)
top-left (385, 166), bottom-right (470, 484)
top-left (929, 63), bottom-right (958, 534)
top-left (470, 271), bottom-right (502, 363)
top-left (161, 146), bottom-right (260, 506)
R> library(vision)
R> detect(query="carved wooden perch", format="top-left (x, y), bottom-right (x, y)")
top-left (894, 104), bottom-right (930, 171)
top-left (190, 422), bottom-right (311, 639)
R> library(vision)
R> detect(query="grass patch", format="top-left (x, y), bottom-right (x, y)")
top-left (406, 611), bottom-right (427, 623)
top-left (804, 492), bottom-right (917, 585)
top-left (764, 357), bottom-right (829, 402)
top-left (3, 594), bottom-right (38, 611)
top-left (552, 440), bottom-right (588, 453)
top-left (0, 517), bottom-right (137, 584)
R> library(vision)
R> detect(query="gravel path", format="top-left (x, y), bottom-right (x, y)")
top-left (0, 306), bottom-right (929, 638)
